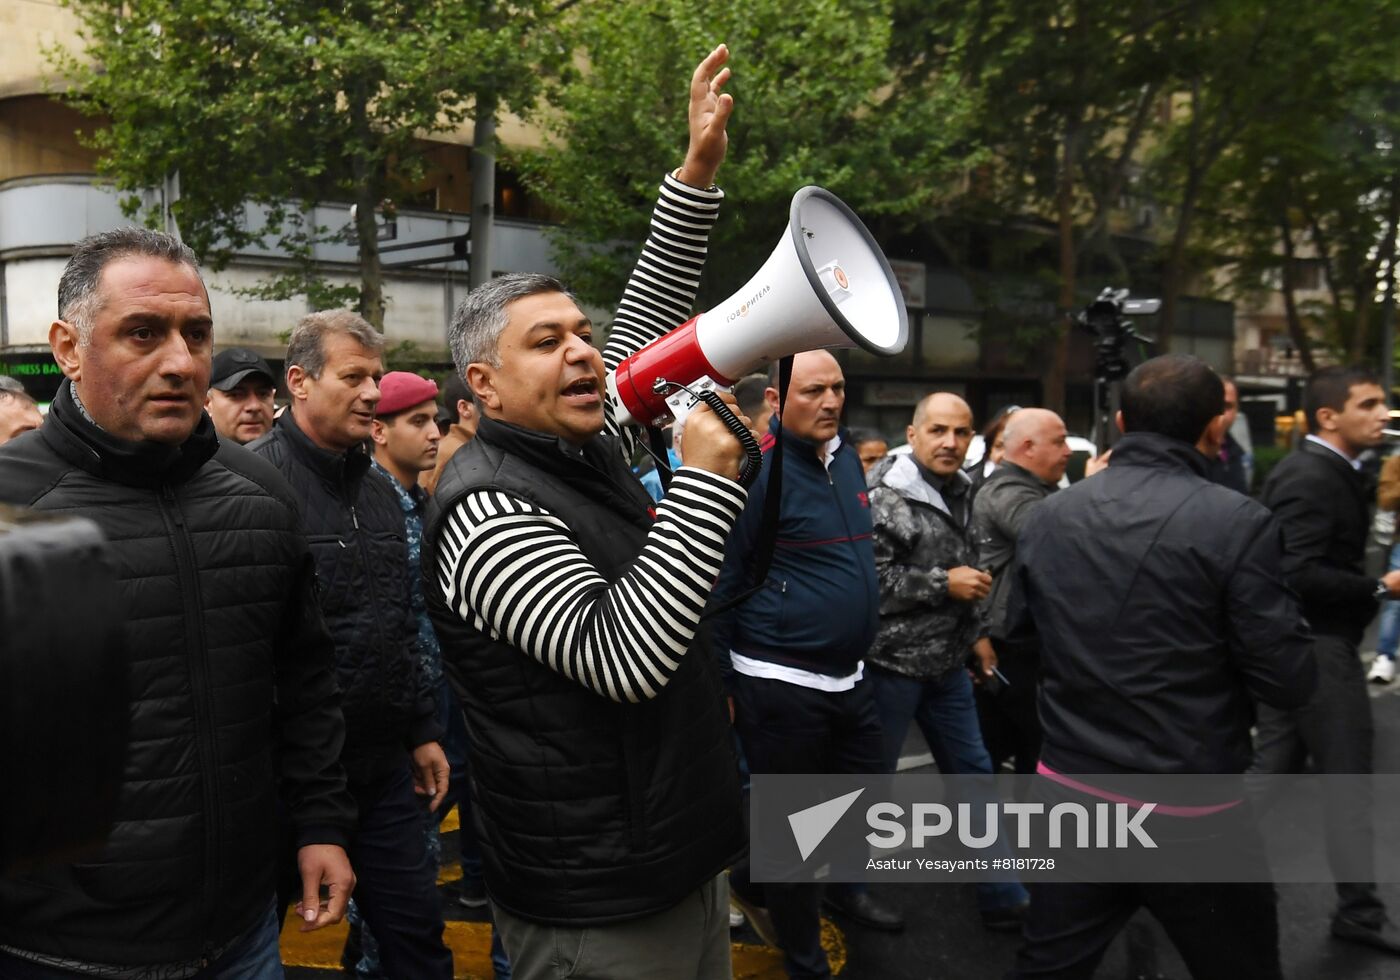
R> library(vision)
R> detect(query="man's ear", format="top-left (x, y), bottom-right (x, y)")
top-left (467, 364), bottom-right (501, 412)
top-left (1314, 407), bottom-right (1338, 433)
top-left (764, 387), bottom-right (780, 417)
top-left (49, 321), bottom-right (82, 381)
top-left (906, 423), bottom-right (916, 446)
top-left (204, 391), bottom-right (215, 410)
top-left (370, 418), bottom-right (388, 447)
top-left (1114, 410), bottom-right (1126, 434)
top-left (456, 398), bottom-right (473, 421)
top-left (286, 364), bottom-right (310, 403)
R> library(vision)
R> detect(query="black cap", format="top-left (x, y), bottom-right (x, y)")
top-left (210, 348), bottom-right (277, 392)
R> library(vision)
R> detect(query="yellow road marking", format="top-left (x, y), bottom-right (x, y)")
top-left (279, 907), bottom-right (845, 977)
top-left (284, 806), bottom-right (845, 976)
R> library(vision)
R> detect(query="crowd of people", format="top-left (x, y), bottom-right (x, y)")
top-left (1, 43), bottom-right (1398, 980)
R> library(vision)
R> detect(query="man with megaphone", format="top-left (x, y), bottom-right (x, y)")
top-left (422, 45), bottom-right (751, 980)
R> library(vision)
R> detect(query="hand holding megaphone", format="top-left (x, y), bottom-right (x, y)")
top-left (674, 388), bottom-right (753, 484)
top-left (609, 187), bottom-right (910, 480)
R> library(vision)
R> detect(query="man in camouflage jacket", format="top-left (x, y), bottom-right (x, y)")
top-left (866, 392), bottom-right (1030, 930)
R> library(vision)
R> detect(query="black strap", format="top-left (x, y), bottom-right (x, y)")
top-left (645, 425), bottom-right (673, 495)
top-left (705, 355), bottom-right (792, 618)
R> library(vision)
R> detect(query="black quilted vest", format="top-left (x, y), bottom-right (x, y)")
top-left (422, 417), bottom-right (744, 925)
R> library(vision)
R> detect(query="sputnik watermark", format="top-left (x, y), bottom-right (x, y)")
top-left (864, 801), bottom-right (1157, 850)
top-left (750, 773), bottom-right (1400, 884)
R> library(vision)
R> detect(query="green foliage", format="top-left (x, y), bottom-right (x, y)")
top-left (516, 0), bottom-right (982, 311)
top-left (1250, 443), bottom-right (1289, 494)
top-left (51, 0), bottom-right (554, 323)
top-left (1146, 0), bottom-right (1400, 360)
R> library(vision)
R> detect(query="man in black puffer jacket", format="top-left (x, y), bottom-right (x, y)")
top-left (0, 229), bottom-right (355, 977)
top-left (1007, 354), bottom-right (1314, 979)
top-left (251, 309), bottom-right (452, 978)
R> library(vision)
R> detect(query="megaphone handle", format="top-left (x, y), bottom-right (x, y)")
top-left (691, 388), bottom-right (764, 489)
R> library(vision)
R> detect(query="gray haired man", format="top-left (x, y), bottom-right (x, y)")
top-left (422, 45), bottom-right (749, 980)
top-left (0, 227), bottom-right (355, 976)
top-left (250, 309), bottom-right (454, 978)
top-left (0, 376), bottom-right (42, 446)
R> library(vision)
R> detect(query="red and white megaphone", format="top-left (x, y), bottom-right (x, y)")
top-left (608, 186), bottom-right (910, 428)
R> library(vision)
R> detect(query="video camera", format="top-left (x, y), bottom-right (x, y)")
top-left (1076, 288), bottom-right (1160, 448)
top-left (0, 507), bottom-right (127, 875)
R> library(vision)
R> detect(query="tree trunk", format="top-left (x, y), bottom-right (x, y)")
top-left (469, 95), bottom-right (498, 291)
top-left (349, 85), bottom-right (385, 330)
top-left (1045, 126), bottom-right (1079, 416)
top-left (1278, 214), bottom-right (1316, 374)
top-left (352, 178), bottom-right (385, 330)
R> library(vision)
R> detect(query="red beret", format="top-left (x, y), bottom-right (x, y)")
top-left (376, 371), bottom-right (440, 417)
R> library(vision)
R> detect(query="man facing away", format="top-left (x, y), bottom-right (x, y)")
top-left (422, 45), bottom-right (748, 980)
top-left (864, 392), bottom-right (1029, 931)
top-left (250, 313), bottom-right (454, 978)
top-left (0, 376), bottom-right (42, 447)
top-left (971, 407), bottom-right (1071, 776)
top-left (0, 228), bottom-right (355, 978)
top-left (1008, 354), bottom-right (1314, 979)
top-left (205, 346), bottom-right (277, 445)
top-left (1252, 365), bottom-right (1400, 955)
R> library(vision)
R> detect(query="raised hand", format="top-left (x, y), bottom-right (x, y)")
top-left (677, 43), bottom-right (734, 190)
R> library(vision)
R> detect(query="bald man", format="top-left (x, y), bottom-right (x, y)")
top-left (865, 391), bottom-right (1030, 929)
top-left (971, 407), bottom-right (1071, 775)
top-left (712, 350), bottom-right (903, 973)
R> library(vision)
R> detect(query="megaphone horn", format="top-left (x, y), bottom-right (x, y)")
top-left (608, 186), bottom-right (910, 428)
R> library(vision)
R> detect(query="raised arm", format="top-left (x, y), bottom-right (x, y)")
top-left (603, 45), bottom-right (733, 451)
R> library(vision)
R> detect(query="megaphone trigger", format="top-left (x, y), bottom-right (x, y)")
top-left (652, 376), bottom-right (764, 489)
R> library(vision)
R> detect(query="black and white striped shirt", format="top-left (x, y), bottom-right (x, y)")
top-left (435, 174), bottom-right (747, 704)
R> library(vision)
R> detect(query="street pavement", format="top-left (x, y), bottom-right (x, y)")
top-left (282, 665), bottom-right (1400, 979)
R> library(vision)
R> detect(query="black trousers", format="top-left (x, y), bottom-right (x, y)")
top-left (729, 673), bottom-right (885, 980)
top-left (1249, 633), bottom-right (1383, 925)
top-left (1011, 781), bottom-right (1280, 980)
top-left (1011, 879), bottom-right (1280, 980)
top-left (975, 637), bottom-right (1043, 777)
top-left (346, 765), bottom-right (455, 979)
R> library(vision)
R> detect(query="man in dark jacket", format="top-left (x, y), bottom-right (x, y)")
top-left (1007, 354), bottom-right (1314, 978)
top-left (971, 407), bottom-right (1071, 775)
top-left (1252, 365), bottom-right (1400, 955)
top-left (423, 47), bottom-right (747, 980)
top-left (250, 310), bottom-right (453, 978)
top-left (0, 228), bottom-right (356, 977)
top-left (713, 349), bottom-right (902, 977)
top-left (866, 392), bottom-right (1029, 930)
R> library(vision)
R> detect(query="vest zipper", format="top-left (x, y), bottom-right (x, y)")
top-left (158, 485), bottom-right (221, 949)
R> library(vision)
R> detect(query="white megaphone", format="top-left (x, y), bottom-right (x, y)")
top-left (608, 186), bottom-right (910, 428)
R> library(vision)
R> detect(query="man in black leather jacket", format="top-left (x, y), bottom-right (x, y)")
top-left (1007, 354), bottom-right (1314, 979)
top-left (251, 308), bottom-right (453, 978)
top-left (0, 228), bottom-right (356, 977)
